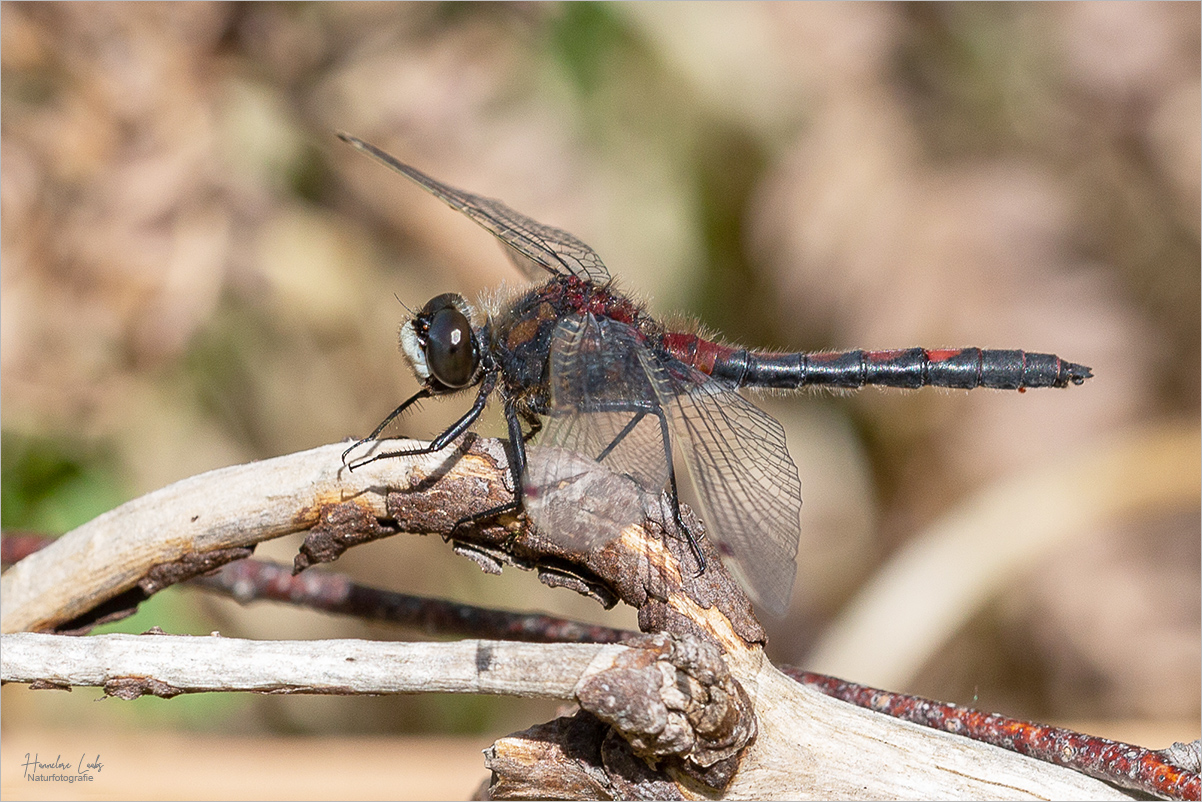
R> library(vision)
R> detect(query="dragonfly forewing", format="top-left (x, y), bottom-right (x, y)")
top-left (523, 445), bottom-right (652, 551)
top-left (339, 134), bottom-right (612, 285)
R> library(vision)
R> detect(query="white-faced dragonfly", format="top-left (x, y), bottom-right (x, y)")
top-left (339, 134), bottom-right (1092, 616)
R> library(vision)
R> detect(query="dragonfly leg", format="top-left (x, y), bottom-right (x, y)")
top-left (449, 397), bottom-right (528, 535)
top-left (578, 399), bottom-right (706, 576)
top-left (595, 410), bottom-right (647, 463)
top-left (519, 409), bottom-right (542, 443)
top-left (341, 388), bottom-right (433, 467)
top-left (346, 374), bottom-right (496, 471)
top-left (651, 405), bottom-right (706, 576)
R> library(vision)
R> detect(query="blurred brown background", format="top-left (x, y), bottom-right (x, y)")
top-left (2, 2), bottom-right (1198, 799)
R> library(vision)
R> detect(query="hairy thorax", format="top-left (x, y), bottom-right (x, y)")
top-left (488, 274), bottom-right (662, 419)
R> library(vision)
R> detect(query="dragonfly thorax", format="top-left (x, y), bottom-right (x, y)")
top-left (400, 292), bottom-right (483, 392)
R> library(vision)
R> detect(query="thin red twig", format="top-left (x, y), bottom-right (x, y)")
top-left (781, 666), bottom-right (1200, 801)
top-left (1, 532), bottom-right (54, 565)
top-left (192, 558), bottom-right (633, 644)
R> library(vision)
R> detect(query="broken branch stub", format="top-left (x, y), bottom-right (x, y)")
top-left (573, 632), bottom-right (758, 791)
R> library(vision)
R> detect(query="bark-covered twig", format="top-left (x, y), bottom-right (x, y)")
top-left (9, 535), bottom-right (1181, 799)
top-left (185, 555), bottom-right (1202, 798)
top-left (5, 531), bottom-right (1193, 799)
top-left (3, 532), bottom-right (635, 644)
top-left (186, 556), bottom-right (1202, 799)
top-left (190, 556), bottom-right (1202, 800)
top-left (783, 667), bottom-right (1201, 801)
top-left (0, 532), bottom-right (50, 565)
top-left (192, 557), bottom-right (635, 644)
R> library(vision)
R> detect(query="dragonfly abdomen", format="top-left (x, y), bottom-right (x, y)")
top-left (664, 334), bottom-right (1091, 390)
top-left (788, 347), bottom-right (1092, 389)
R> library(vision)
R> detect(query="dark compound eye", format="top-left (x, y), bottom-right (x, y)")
top-left (426, 306), bottom-right (476, 388)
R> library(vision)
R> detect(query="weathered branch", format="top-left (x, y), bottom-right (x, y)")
top-left (1, 630), bottom-right (1137, 800)
top-left (1, 632), bottom-right (625, 697)
top-left (489, 659), bottom-right (1140, 800)
top-left (0, 436), bottom-right (764, 646)
top-left (0, 437), bottom-right (1153, 799)
top-left (9, 539), bottom-right (1187, 798)
top-left (0, 437), bottom-right (463, 634)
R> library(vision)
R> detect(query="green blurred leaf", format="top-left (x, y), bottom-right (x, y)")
top-left (547, 2), bottom-right (634, 97)
top-left (1, 432), bottom-right (126, 534)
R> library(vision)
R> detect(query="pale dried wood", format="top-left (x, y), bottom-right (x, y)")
top-left (0, 631), bottom-right (1134, 800)
top-left (0, 437), bottom-right (1142, 799)
top-left (0, 632), bottom-right (624, 697)
top-left (0, 438), bottom-right (512, 633)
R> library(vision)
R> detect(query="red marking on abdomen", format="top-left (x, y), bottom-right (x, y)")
top-left (662, 333), bottom-right (735, 375)
top-left (924, 348), bottom-right (966, 363)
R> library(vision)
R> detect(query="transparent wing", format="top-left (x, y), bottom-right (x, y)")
top-left (525, 313), bottom-right (802, 616)
top-left (523, 314), bottom-right (672, 551)
top-left (340, 134), bottom-right (611, 284)
top-left (652, 364), bottom-right (802, 617)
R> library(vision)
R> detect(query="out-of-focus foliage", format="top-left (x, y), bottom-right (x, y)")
top-left (2, 1), bottom-right (1197, 737)
top-left (1, 434), bottom-right (123, 533)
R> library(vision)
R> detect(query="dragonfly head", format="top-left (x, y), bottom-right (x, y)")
top-left (399, 293), bottom-right (483, 393)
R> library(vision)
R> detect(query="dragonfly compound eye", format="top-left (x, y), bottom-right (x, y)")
top-left (426, 306), bottom-right (476, 388)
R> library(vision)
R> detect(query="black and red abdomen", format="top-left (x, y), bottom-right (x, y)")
top-left (661, 335), bottom-right (1092, 390)
top-left (790, 348), bottom-right (1093, 389)
top-left (661, 333), bottom-right (741, 376)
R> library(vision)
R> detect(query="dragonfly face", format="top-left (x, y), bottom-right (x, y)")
top-left (399, 293), bottom-right (483, 394)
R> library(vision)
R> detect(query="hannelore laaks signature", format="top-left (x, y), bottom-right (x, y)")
top-left (22, 753), bottom-right (104, 777)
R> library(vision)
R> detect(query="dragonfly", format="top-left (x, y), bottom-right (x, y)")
top-left (338, 133), bottom-right (1092, 617)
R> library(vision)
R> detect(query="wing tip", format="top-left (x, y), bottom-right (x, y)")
top-left (335, 130), bottom-right (366, 149)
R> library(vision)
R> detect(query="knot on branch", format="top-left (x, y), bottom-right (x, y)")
top-left (574, 632), bottom-right (756, 790)
top-left (102, 676), bottom-right (184, 700)
top-left (294, 501), bottom-right (398, 572)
